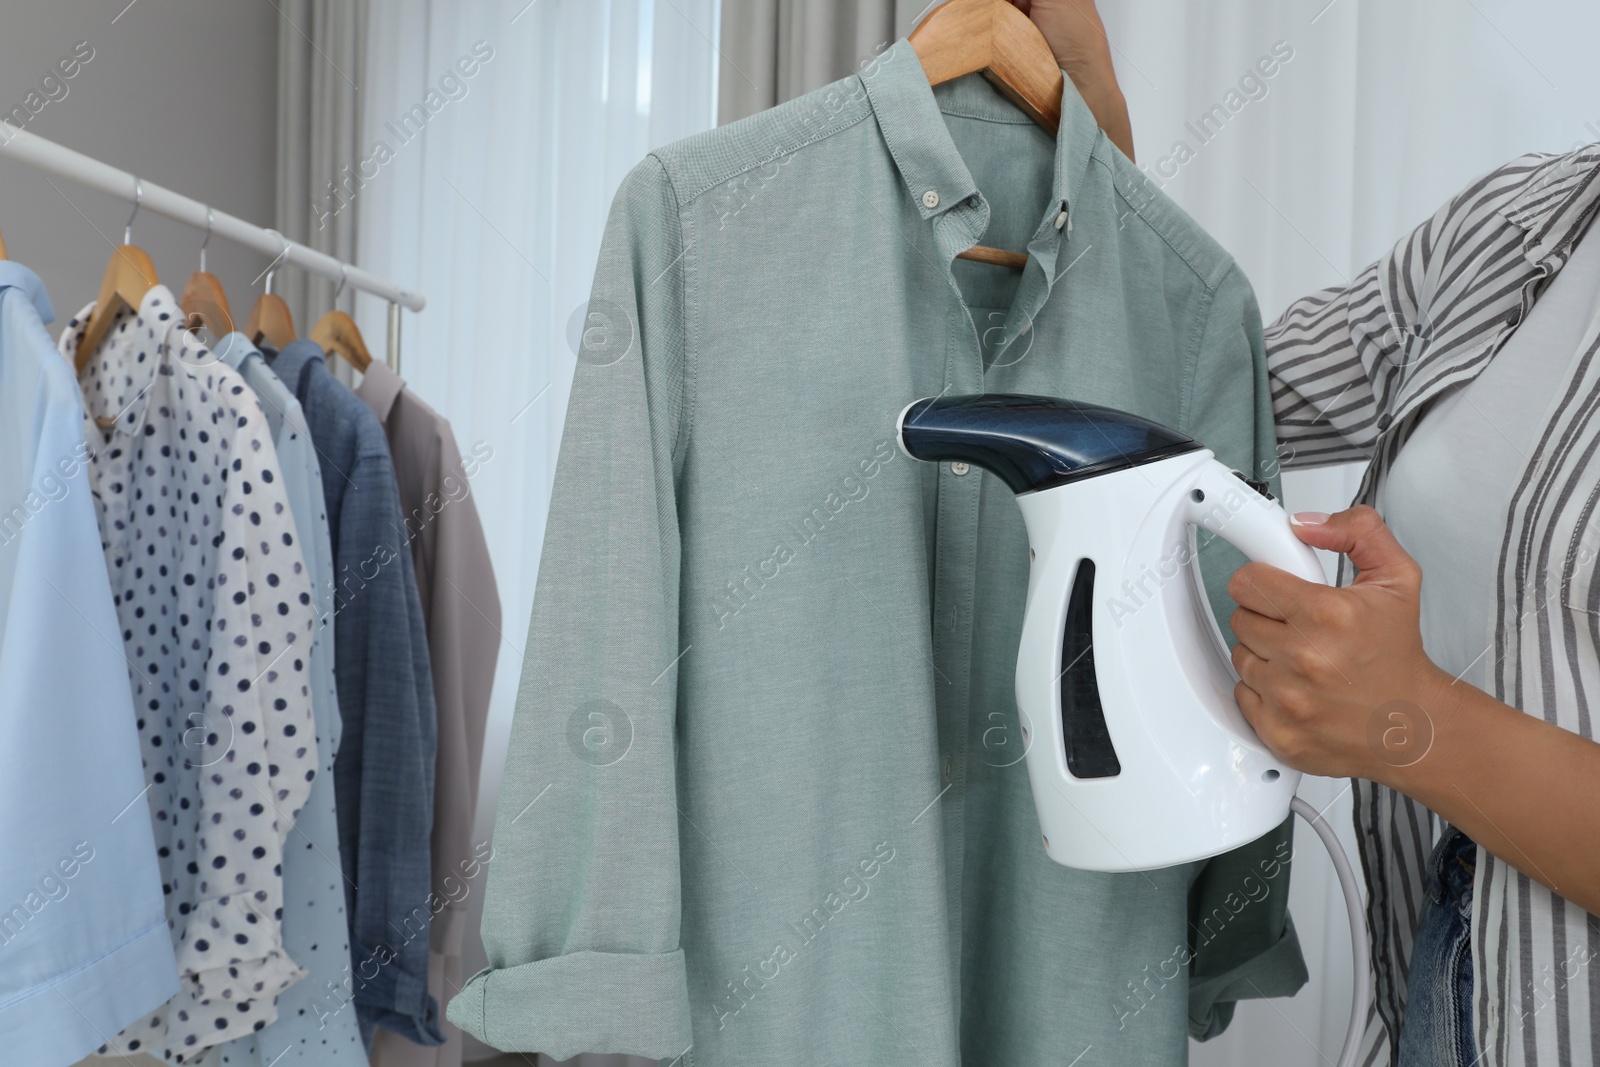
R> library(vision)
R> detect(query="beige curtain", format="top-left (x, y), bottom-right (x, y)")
top-left (275, 0), bottom-right (366, 336)
top-left (718, 0), bottom-right (933, 124)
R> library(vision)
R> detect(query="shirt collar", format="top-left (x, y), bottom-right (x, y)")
top-left (1500, 143), bottom-right (1600, 267)
top-left (212, 330), bottom-right (262, 371)
top-left (354, 357), bottom-right (406, 423)
top-left (860, 38), bottom-right (1096, 240)
top-left (267, 338), bottom-right (328, 394)
top-left (0, 261), bottom-right (55, 324)
top-left (65, 284), bottom-right (197, 439)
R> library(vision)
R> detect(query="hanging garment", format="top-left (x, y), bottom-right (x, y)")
top-left (450, 40), bottom-right (1303, 1066)
top-left (264, 340), bottom-right (442, 1049)
top-left (61, 288), bottom-right (319, 1062)
top-left (357, 360), bottom-right (500, 1067)
top-left (0, 262), bottom-right (179, 1066)
top-left (1266, 144), bottom-right (1600, 1067)
top-left (195, 332), bottom-right (365, 1066)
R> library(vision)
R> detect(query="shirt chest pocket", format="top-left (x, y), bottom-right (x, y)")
top-left (1368, 290), bottom-right (1521, 397)
top-left (1561, 485), bottom-right (1600, 618)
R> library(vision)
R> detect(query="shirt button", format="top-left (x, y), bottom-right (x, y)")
top-left (950, 461), bottom-right (969, 476)
top-left (922, 189), bottom-right (940, 209)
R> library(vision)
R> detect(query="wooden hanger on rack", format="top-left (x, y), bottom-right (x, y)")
top-left (246, 235), bottom-right (297, 350)
top-left (908, 0), bottom-right (1065, 271)
top-left (78, 178), bottom-right (159, 371)
top-left (0, 228), bottom-right (8, 259)
top-left (181, 206), bottom-right (234, 339)
top-left (312, 265), bottom-right (373, 372)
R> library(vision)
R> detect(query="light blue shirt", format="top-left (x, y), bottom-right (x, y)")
top-left (0, 261), bottom-right (179, 1064)
top-left (203, 333), bottom-right (366, 1065)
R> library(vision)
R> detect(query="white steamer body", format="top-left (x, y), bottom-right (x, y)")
top-left (897, 395), bottom-right (1364, 1067)
top-left (1014, 450), bottom-right (1302, 872)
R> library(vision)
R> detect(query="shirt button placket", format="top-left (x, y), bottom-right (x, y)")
top-left (928, 301), bottom-right (984, 989)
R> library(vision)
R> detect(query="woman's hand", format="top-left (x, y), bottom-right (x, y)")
top-left (1228, 505), bottom-right (1450, 784)
top-left (1230, 505), bottom-right (1600, 915)
top-left (1004, 0), bottom-right (1136, 160)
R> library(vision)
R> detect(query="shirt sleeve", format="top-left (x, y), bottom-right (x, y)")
top-left (1187, 825), bottom-right (1308, 1040)
top-left (447, 153), bottom-right (692, 1060)
top-left (1185, 262), bottom-right (1285, 649)
top-left (418, 412), bottom-right (501, 981)
top-left (1182, 264), bottom-right (1310, 1038)
top-left (334, 445), bottom-right (443, 1046)
top-left (168, 376), bottom-right (320, 1053)
top-left (1262, 272), bottom-right (1390, 470)
top-left (0, 290), bottom-right (179, 1064)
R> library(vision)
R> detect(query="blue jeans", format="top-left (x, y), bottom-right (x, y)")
top-left (1397, 826), bottom-right (1479, 1067)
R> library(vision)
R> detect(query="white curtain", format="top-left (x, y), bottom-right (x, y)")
top-left (1093, 2), bottom-right (1600, 1064)
top-left (353, 1), bottom-right (719, 1062)
top-left (275, 0), bottom-right (367, 336)
top-left (717, 0), bottom-right (928, 122)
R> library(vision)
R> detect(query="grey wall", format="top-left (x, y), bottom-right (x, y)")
top-left (0, 0), bottom-right (279, 324)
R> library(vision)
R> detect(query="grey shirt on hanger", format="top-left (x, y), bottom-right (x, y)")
top-left (358, 358), bottom-right (500, 1067)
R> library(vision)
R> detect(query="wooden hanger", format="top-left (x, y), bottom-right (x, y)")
top-left (181, 207), bottom-right (234, 339)
top-left (909, 0), bottom-right (1065, 271)
top-left (78, 179), bottom-right (159, 372)
top-left (311, 265), bottom-right (373, 372)
top-left (0, 227), bottom-right (8, 259)
top-left (246, 237), bottom-right (296, 350)
top-left (313, 309), bottom-right (372, 371)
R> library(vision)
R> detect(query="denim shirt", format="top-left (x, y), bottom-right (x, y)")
top-left (267, 339), bottom-right (442, 1048)
top-left (452, 37), bottom-right (1302, 1067)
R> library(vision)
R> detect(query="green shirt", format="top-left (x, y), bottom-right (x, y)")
top-left (450, 37), bottom-right (1306, 1066)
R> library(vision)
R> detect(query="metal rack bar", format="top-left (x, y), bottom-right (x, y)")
top-left (0, 122), bottom-right (425, 312)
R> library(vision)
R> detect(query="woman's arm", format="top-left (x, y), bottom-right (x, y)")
top-left (1007, 0), bottom-right (1136, 160)
top-left (1228, 506), bottom-right (1600, 917)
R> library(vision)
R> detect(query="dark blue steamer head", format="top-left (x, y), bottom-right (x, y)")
top-left (897, 394), bottom-right (1201, 494)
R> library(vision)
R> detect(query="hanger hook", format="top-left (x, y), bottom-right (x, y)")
top-left (124, 177), bottom-right (143, 245)
top-left (199, 206), bottom-right (214, 274)
top-left (334, 262), bottom-right (348, 305)
top-left (387, 298), bottom-right (401, 371)
top-left (263, 230), bottom-right (291, 295)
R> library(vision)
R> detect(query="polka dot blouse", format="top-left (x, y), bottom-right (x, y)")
top-left (63, 287), bottom-right (320, 1062)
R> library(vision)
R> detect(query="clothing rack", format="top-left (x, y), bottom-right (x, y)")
top-left (0, 122), bottom-right (426, 318)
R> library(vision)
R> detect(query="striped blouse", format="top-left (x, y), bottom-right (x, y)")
top-left (1266, 144), bottom-right (1600, 1067)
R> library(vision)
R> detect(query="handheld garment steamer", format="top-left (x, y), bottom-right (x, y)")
top-left (898, 394), bottom-right (1369, 1067)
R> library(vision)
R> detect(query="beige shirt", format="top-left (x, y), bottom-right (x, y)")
top-left (357, 361), bottom-right (500, 1067)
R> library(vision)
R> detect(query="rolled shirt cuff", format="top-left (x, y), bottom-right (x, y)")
top-left (352, 937), bottom-right (445, 1047)
top-left (447, 949), bottom-right (692, 1060)
top-left (1189, 912), bottom-right (1309, 1040)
